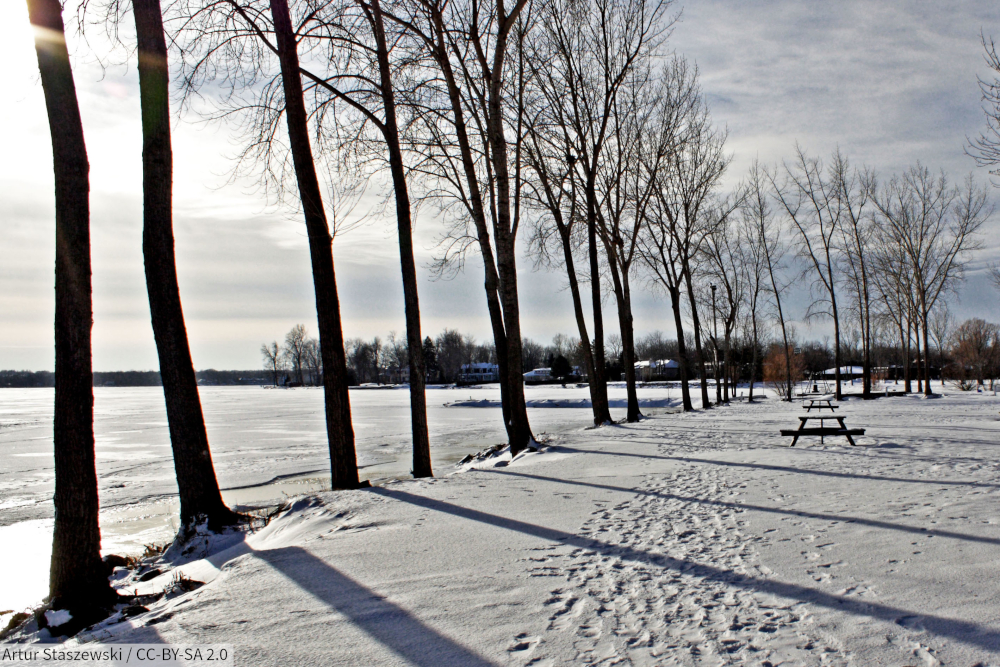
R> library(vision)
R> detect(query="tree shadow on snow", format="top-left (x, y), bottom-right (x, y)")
top-left (549, 445), bottom-right (1000, 489)
top-left (373, 487), bottom-right (1000, 653)
top-left (488, 469), bottom-right (1000, 547)
top-left (247, 545), bottom-right (497, 667)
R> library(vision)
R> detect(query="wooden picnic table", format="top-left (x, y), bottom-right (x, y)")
top-left (781, 414), bottom-right (864, 446)
top-left (803, 396), bottom-right (838, 412)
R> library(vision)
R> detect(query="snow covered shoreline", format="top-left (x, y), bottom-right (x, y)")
top-left (6, 388), bottom-right (1000, 664)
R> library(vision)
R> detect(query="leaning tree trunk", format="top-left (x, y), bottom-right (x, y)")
top-left (134, 0), bottom-right (236, 528)
top-left (370, 0), bottom-right (431, 477)
top-left (29, 0), bottom-right (114, 615)
top-left (271, 0), bottom-right (359, 488)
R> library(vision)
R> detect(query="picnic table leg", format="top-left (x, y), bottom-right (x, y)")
top-left (836, 417), bottom-right (857, 446)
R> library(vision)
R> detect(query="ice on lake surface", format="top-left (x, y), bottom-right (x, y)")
top-left (0, 383), bottom-right (680, 613)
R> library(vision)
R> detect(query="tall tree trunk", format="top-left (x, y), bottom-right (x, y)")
top-left (426, 12), bottom-right (523, 447)
top-left (831, 300), bottom-right (843, 400)
top-left (619, 276), bottom-right (641, 422)
top-left (557, 226), bottom-right (603, 424)
top-left (585, 177), bottom-right (612, 424)
top-left (369, 0), bottom-right (431, 477)
top-left (748, 315), bottom-right (760, 402)
top-left (920, 304), bottom-right (933, 396)
top-left (913, 317), bottom-right (923, 393)
top-left (604, 246), bottom-right (640, 421)
top-left (764, 253), bottom-right (793, 401)
top-left (271, 0), bottom-right (359, 488)
top-left (134, 0), bottom-right (235, 528)
top-left (485, 22), bottom-right (534, 454)
top-left (669, 289), bottom-right (694, 411)
top-left (723, 326), bottom-right (732, 402)
top-left (29, 0), bottom-right (114, 614)
top-left (683, 269), bottom-right (711, 408)
top-left (862, 308), bottom-right (872, 398)
top-left (903, 315), bottom-right (912, 393)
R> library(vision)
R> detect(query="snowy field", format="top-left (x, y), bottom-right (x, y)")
top-left (0, 383), bottom-right (684, 617)
top-left (6, 386), bottom-right (1000, 664)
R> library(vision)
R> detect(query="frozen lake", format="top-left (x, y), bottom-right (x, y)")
top-left (0, 383), bottom-right (683, 614)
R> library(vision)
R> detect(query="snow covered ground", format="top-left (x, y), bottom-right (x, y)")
top-left (7, 386), bottom-right (1000, 665)
top-left (0, 383), bottom-right (684, 617)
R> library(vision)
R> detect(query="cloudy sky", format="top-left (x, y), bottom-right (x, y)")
top-left (2, 0), bottom-right (999, 371)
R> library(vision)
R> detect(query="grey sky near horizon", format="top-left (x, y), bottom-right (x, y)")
top-left (1, 0), bottom-right (999, 372)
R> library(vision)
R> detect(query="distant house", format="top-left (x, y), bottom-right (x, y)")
top-left (634, 359), bottom-right (679, 381)
top-left (459, 363), bottom-right (499, 384)
top-left (818, 366), bottom-right (864, 380)
top-left (381, 366), bottom-right (410, 384)
top-left (523, 367), bottom-right (552, 384)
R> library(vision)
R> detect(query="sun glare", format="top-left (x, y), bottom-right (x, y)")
top-left (1, 2), bottom-right (42, 99)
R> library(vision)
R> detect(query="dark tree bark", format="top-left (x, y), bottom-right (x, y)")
top-left (401, 0), bottom-right (533, 452)
top-left (133, 0), bottom-right (237, 528)
top-left (367, 0), bottom-right (432, 477)
top-left (604, 250), bottom-right (641, 421)
top-left (585, 174), bottom-right (613, 424)
top-left (683, 269), bottom-right (712, 408)
top-left (28, 0), bottom-right (114, 614)
top-left (668, 289), bottom-right (694, 411)
top-left (526, 134), bottom-right (605, 425)
top-left (271, 0), bottom-right (360, 488)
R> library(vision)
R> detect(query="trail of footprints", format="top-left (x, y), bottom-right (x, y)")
top-left (516, 467), bottom-right (849, 666)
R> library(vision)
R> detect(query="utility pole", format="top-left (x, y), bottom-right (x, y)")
top-left (711, 284), bottom-right (721, 404)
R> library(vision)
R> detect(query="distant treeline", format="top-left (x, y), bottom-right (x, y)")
top-left (0, 369), bottom-right (271, 388)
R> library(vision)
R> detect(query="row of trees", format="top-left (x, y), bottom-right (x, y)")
top-left (26, 0), bottom-right (1000, 628)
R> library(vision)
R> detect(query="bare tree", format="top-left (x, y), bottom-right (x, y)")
top-left (872, 166), bottom-right (990, 396)
top-left (175, 0), bottom-right (361, 487)
top-left (283, 324), bottom-right (309, 384)
top-left (131, 0), bottom-right (239, 530)
top-left (523, 0), bottom-right (672, 423)
top-left (871, 240), bottom-right (915, 392)
top-left (639, 59), bottom-right (727, 410)
top-left (738, 182), bottom-right (769, 402)
top-left (522, 89), bottom-right (609, 423)
top-left (305, 0), bottom-right (433, 476)
top-left (261, 341), bottom-right (284, 385)
top-left (770, 147), bottom-right (846, 399)
top-left (303, 337), bottom-right (322, 385)
top-left (831, 151), bottom-right (876, 398)
top-left (594, 68), bottom-right (666, 422)
top-left (951, 318), bottom-right (1000, 388)
top-left (743, 161), bottom-right (794, 400)
top-left (969, 34), bottom-right (1000, 179)
top-left (28, 0), bottom-right (116, 622)
top-left (703, 203), bottom-right (745, 402)
top-left (929, 303), bottom-right (953, 388)
top-left (390, 0), bottom-right (534, 452)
